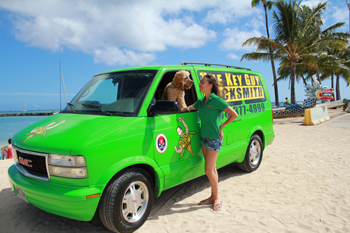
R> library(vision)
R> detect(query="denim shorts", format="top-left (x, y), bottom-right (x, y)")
top-left (201, 137), bottom-right (223, 151)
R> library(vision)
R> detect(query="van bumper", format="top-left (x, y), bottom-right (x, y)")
top-left (265, 130), bottom-right (275, 147)
top-left (8, 164), bottom-right (103, 221)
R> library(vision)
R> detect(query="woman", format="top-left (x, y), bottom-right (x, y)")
top-left (189, 75), bottom-right (238, 211)
top-left (1, 138), bottom-right (13, 160)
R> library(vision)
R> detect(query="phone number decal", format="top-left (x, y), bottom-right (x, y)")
top-left (224, 103), bottom-right (265, 117)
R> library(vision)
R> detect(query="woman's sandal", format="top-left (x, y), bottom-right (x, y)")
top-left (213, 200), bottom-right (223, 211)
top-left (199, 198), bottom-right (214, 205)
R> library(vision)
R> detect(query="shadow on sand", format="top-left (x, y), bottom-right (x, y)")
top-left (3, 164), bottom-right (246, 232)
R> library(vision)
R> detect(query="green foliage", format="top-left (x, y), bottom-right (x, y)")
top-left (242, 0), bottom-right (349, 104)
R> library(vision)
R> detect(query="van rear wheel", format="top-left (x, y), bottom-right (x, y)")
top-left (237, 134), bottom-right (263, 172)
top-left (99, 168), bottom-right (154, 233)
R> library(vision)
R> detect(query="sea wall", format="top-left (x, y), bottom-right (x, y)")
top-left (0, 112), bottom-right (56, 117)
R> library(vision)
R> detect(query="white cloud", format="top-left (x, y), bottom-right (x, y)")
top-left (300, 0), bottom-right (324, 8)
top-left (220, 28), bottom-right (262, 51)
top-left (330, 6), bottom-right (348, 25)
top-left (94, 47), bottom-right (156, 66)
top-left (203, 0), bottom-right (254, 24)
top-left (0, 0), bottom-right (217, 66)
top-left (226, 53), bottom-right (239, 60)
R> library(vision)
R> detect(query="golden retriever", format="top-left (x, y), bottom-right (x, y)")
top-left (160, 70), bottom-right (193, 111)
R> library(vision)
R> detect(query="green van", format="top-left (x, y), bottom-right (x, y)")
top-left (8, 62), bottom-right (274, 233)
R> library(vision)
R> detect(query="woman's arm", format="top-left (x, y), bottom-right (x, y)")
top-left (221, 106), bottom-right (238, 127)
top-left (188, 105), bottom-right (196, 111)
top-left (1, 145), bottom-right (9, 151)
top-left (219, 106), bottom-right (238, 140)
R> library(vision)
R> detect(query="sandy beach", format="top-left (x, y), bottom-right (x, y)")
top-left (1, 108), bottom-right (349, 233)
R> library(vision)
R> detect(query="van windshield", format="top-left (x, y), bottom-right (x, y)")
top-left (62, 70), bottom-right (157, 116)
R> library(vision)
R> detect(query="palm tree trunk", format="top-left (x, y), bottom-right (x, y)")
top-left (301, 75), bottom-right (307, 86)
top-left (290, 63), bottom-right (296, 104)
top-left (336, 75), bottom-right (341, 100)
top-left (271, 57), bottom-right (279, 106)
top-left (331, 74), bottom-right (334, 88)
top-left (264, 6), bottom-right (279, 106)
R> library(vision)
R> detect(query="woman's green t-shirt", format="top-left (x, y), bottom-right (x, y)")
top-left (193, 93), bottom-right (228, 139)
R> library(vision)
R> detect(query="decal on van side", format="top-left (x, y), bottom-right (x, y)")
top-left (21, 120), bottom-right (66, 146)
top-left (198, 71), bottom-right (266, 104)
top-left (175, 117), bottom-right (197, 159)
top-left (155, 133), bottom-right (168, 154)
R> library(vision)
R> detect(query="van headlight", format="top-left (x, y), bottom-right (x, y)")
top-left (48, 154), bottom-right (88, 178)
top-left (13, 147), bottom-right (18, 163)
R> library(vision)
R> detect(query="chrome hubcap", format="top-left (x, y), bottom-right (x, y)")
top-left (122, 181), bottom-right (149, 223)
top-left (249, 139), bottom-right (261, 166)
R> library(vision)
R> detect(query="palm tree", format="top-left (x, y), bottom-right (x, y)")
top-left (241, 0), bottom-right (348, 104)
top-left (251, 0), bottom-right (279, 106)
top-left (276, 57), bottom-right (308, 86)
top-left (321, 47), bottom-right (350, 100)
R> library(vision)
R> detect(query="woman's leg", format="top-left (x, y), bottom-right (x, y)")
top-left (1, 148), bottom-right (8, 160)
top-left (200, 146), bottom-right (220, 203)
top-left (205, 149), bottom-right (219, 201)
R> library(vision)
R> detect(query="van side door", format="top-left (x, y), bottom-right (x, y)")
top-left (147, 69), bottom-right (202, 190)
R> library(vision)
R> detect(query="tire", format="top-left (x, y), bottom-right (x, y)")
top-left (237, 134), bottom-right (263, 172)
top-left (99, 168), bottom-right (154, 233)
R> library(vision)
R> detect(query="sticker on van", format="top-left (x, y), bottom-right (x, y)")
top-left (155, 133), bottom-right (167, 153)
top-left (198, 71), bottom-right (266, 105)
top-left (22, 120), bottom-right (65, 146)
top-left (175, 117), bottom-right (197, 159)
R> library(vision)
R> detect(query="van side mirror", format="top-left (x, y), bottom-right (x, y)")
top-left (148, 100), bottom-right (181, 116)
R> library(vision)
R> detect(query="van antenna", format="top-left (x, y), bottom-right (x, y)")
top-left (59, 60), bottom-right (61, 111)
top-left (61, 75), bottom-right (68, 105)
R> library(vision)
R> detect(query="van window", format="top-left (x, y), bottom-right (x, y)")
top-left (197, 71), bottom-right (266, 105)
top-left (152, 70), bottom-right (198, 112)
top-left (79, 80), bottom-right (119, 104)
top-left (62, 70), bottom-right (157, 116)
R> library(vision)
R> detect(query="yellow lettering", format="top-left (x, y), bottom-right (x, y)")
top-left (255, 76), bottom-right (260, 85)
top-left (237, 75), bottom-right (242, 86)
top-left (223, 84), bottom-right (265, 103)
top-left (217, 74), bottom-right (222, 84)
top-left (199, 72), bottom-right (207, 79)
top-left (232, 75), bottom-right (238, 86)
top-left (225, 73), bottom-right (233, 86)
top-left (245, 74), bottom-right (250, 85)
top-left (253, 87), bottom-right (257, 97)
top-left (250, 75), bottom-right (256, 85)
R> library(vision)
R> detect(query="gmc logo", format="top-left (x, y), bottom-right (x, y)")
top-left (19, 156), bottom-right (33, 168)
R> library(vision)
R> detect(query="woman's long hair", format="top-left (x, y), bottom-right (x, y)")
top-left (203, 74), bottom-right (223, 98)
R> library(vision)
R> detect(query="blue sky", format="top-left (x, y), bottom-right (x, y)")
top-left (0, 0), bottom-right (349, 111)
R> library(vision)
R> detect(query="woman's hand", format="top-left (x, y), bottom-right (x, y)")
top-left (218, 106), bottom-right (238, 140)
top-left (188, 105), bottom-right (196, 111)
top-left (219, 126), bottom-right (224, 140)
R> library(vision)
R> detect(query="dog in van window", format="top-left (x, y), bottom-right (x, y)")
top-left (160, 70), bottom-right (193, 111)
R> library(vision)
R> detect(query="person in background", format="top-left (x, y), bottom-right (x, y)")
top-left (188, 74), bottom-right (238, 211)
top-left (1, 138), bottom-right (13, 160)
top-left (284, 97), bottom-right (291, 106)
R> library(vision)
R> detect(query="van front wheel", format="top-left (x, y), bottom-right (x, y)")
top-left (237, 134), bottom-right (263, 172)
top-left (99, 168), bottom-right (154, 233)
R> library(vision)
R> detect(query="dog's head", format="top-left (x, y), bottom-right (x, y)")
top-left (173, 70), bottom-right (193, 91)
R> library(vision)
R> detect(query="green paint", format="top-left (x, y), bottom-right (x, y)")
top-left (9, 64), bottom-right (274, 223)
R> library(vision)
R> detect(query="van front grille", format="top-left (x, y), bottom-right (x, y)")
top-left (14, 147), bottom-right (49, 181)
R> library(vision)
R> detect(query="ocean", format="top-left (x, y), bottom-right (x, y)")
top-left (0, 101), bottom-right (293, 147)
top-left (0, 113), bottom-right (57, 147)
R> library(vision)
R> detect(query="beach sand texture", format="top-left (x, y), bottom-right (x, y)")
top-left (0, 109), bottom-right (349, 233)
